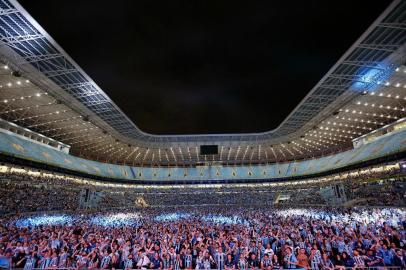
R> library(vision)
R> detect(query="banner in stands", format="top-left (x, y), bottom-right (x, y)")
top-left (0, 128), bottom-right (405, 181)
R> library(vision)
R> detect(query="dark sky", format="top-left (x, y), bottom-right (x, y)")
top-left (19, 0), bottom-right (392, 135)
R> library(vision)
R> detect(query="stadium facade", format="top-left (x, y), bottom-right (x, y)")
top-left (0, 0), bottom-right (405, 183)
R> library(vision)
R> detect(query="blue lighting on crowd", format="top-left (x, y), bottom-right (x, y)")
top-left (15, 214), bottom-right (74, 227)
top-left (90, 213), bottom-right (141, 227)
top-left (154, 212), bottom-right (191, 222)
top-left (351, 62), bottom-right (395, 92)
top-left (11, 208), bottom-right (406, 229)
top-left (202, 215), bottom-right (248, 225)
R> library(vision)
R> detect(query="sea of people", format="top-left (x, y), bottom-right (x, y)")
top-left (0, 207), bottom-right (405, 269)
top-left (0, 164), bottom-right (405, 215)
top-left (0, 173), bottom-right (79, 214)
top-left (0, 163), bottom-right (405, 269)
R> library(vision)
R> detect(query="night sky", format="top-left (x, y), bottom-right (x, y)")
top-left (19, 0), bottom-right (392, 135)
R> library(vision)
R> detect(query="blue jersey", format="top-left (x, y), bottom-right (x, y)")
top-left (23, 256), bottom-right (36, 270)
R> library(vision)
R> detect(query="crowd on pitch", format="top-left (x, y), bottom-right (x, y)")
top-left (0, 207), bottom-right (405, 269)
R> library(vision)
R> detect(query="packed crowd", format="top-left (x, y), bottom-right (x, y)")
top-left (0, 173), bottom-right (79, 214)
top-left (0, 165), bottom-right (405, 215)
top-left (0, 207), bottom-right (405, 269)
top-left (344, 178), bottom-right (405, 206)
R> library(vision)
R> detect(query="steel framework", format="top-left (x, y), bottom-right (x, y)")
top-left (0, 0), bottom-right (404, 166)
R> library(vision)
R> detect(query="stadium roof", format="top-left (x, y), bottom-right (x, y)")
top-left (0, 0), bottom-right (405, 166)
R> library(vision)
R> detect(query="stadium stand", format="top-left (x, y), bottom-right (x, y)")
top-left (0, 161), bottom-right (404, 215)
top-left (0, 127), bottom-right (405, 182)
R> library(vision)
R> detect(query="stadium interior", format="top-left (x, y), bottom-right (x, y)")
top-left (0, 0), bottom-right (405, 269)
